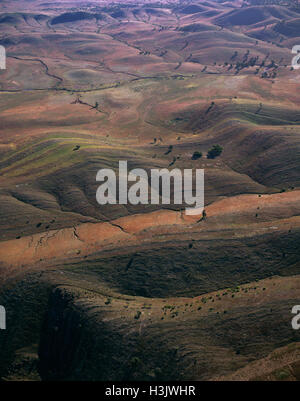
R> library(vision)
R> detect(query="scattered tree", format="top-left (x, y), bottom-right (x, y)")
top-left (207, 144), bottom-right (223, 159)
top-left (191, 151), bottom-right (202, 160)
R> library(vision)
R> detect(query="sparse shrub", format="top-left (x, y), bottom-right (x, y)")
top-left (130, 356), bottom-right (142, 367)
top-left (207, 144), bottom-right (223, 159)
top-left (192, 151), bottom-right (202, 160)
top-left (164, 145), bottom-right (173, 155)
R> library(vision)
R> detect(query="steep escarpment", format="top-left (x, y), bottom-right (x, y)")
top-left (0, 275), bottom-right (52, 379)
top-left (38, 287), bottom-right (179, 381)
top-left (1, 272), bottom-right (299, 381)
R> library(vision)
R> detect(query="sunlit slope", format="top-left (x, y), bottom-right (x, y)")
top-left (0, 72), bottom-right (299, 241)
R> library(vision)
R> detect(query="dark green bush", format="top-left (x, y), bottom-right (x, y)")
top-left (207, 144), bottom-right (223, 159)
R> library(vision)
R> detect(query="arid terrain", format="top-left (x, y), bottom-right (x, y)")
top-left (0, 0), bottom-right (299, 381)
